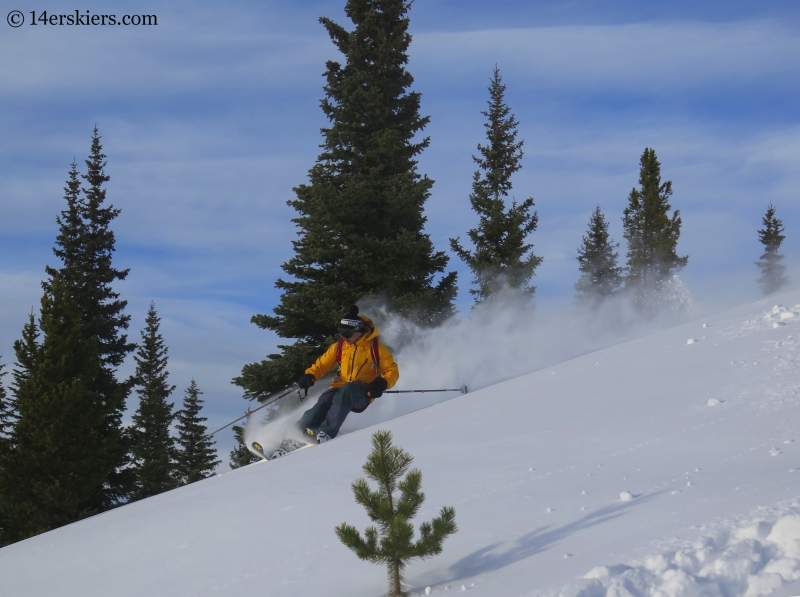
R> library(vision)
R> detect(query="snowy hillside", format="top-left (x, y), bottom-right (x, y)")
top-left (3, 291), bottom-right (800, 597)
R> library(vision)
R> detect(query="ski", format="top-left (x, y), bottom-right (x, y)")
top-left (250, 441), bottom-right (269, 460)
top-left (251, 438), bottom-right (315, 461)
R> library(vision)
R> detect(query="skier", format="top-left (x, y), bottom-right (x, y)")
top-left (296, 305), bottom-right (399, 444)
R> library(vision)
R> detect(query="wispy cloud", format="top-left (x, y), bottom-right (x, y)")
top-left (0, 7), bottom-right (330, 100)
top-left (412, 21), bottom-right (800, 91)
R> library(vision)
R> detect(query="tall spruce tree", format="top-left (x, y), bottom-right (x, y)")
top-left (575, 206), bottom-right (623, 304)
top-left (175, 380), bottom-right (220, 484)
top-left (450, 66), bottom-right (542, 304)
top-left (130, 303), bottom-right (178, 500)
top-left (336, 430), bottom-right (457, 597)
top-left (235, 0), bottom-right (456, 400)
top-left (42, 130), bottom-right (135, 508)
top-left (229, 424), bottom-right (258, 469)
top-left (0, 276), bottom-right (106, 544)
top-left (756, 203), bottom-right (788, 296)
top-left (622, 148), bottom-right (688, 313)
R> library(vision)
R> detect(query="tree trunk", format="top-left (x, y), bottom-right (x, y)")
top-left (389, 558), bottom-right (404, 597)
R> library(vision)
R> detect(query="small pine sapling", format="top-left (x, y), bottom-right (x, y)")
top-left (336, 430), bottom-right (457, 597)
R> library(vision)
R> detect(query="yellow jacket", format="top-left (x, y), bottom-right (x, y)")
top-left (305, 317), bottom-right (399, 391)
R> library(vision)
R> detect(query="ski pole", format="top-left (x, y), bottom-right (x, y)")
top-left (385, 385), bottom-right (468, 395)
top-left (202, 384), bottom-right (301, 440)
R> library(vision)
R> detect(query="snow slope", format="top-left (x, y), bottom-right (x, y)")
top-left (3, 291), bottom-right (800, 597)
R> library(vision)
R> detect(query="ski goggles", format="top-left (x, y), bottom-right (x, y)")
top-left (339, 318), bottom-right (362, 338)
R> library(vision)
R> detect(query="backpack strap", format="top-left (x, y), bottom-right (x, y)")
top-left (335, 337), bottom-right (345, 364)
top-left (371, 337), bottom-right (380, 375)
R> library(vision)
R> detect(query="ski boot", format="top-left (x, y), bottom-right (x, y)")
top-left (316, 430), bottom-right (331, 444)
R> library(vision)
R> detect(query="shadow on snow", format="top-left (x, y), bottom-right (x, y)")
top-left (411, 490), bottom-right (667, 591)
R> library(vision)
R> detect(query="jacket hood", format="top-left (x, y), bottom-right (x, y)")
top-left (357, 315), bottom-right (379, 342)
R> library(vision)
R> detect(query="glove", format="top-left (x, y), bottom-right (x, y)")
top-left (365, 377), bottom-right (388, 399)
top-left (298, 373), bottom-right (315, 391)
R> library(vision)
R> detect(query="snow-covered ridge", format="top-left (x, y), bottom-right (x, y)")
top-left (2, 291), bottom-right (800, 597)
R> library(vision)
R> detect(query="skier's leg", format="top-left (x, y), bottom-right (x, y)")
top-left (298, 388), bottom-right (337, 431)
top-left (319, 383), bottom-right (370, 439)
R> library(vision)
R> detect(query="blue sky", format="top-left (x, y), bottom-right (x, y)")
top-left (2, 0), bottom-right (799, 457)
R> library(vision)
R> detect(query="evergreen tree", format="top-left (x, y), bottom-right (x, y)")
top-left (2, 306), bottom-right (39, 544)
top-left (756, 203), bottom-right (788, 296)
top-left (0, 359), bottom-right (12, 441)
top-left (175, 380), bottom-right (220, 484)
top-left (130, 303), bottom-right (178, 500)
top-left (0, 276), bottom-right (106, 544)
top-left (235, 0), bottom-right (456, 400)
top-left (0, 358), bottom-right (10, 543)
top-left (336, 430), bottom-right (457, 597)
top-left (1, 314), bottom-right (40, 546)
top-left (45, 160), bottom-right (84, 295)
top-left (575, 206), bottom-right (623, 304)
top-left (11, 313), bottom-right (40, 397)
top-left (622, 148), bottom-right (688, 313)
top-left (450, 66), bottom-right (542, 304)
top-left (0, 357), bottom-right (15, 479)
top-left (0, 359), bottom-right (15, 524)
top-left (43, 129), bottom-right (135, 509)
top-left (229, 424), bottom-right (258, 469)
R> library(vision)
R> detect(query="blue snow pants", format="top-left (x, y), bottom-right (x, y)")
top-left (298, 382), bottom-right (370, 439)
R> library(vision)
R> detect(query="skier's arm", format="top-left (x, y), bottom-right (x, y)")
top-left (377, 342), bottom-right (399, 389)
top-left (305, 342), bottom-right (338, 382)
